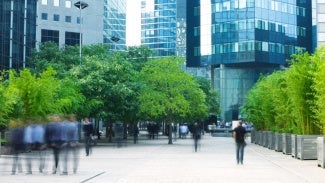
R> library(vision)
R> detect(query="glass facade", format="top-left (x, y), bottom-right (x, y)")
top-left (141, 0), bottom-right (177, 57)
top-left (103, 0), bottom-right (127, 50)
top-left (0, 0), bottom-right (37, 70)
top-left (186, 0), bottom-right (314, 121)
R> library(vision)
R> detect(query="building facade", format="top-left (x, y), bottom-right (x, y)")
top-left (141, 0), bottom-right (178, 57)
top-left (37, 0), bottom-right (103, 48)
top-left (0, 0), bottom-right (37, 70)
top-left (316, 0), bottom-right (325, 46)
top-left (103, 0), bottom-right (127, 50)
top-left (186, 0), bottom-right (314, 121)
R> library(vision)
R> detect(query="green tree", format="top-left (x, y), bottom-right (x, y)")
top-left (285, 52), bottom-right (319, 134)
top-left (138, 56), bottom-right (208, 144)
top-left (312, 46), bottom-right (325, 135)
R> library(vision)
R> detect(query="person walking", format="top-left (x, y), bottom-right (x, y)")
top-left (233, 121), bottom-right (247, 165)
top-left (192, 123), bottom-right (201, 152)
top-left (83, 118), bottom-right (94, 156)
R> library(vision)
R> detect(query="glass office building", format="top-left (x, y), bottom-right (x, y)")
top-left (103, 0), bottom-right (127, 50)
top-left (0, 0), bottom-right (37, 70)
top-left (141, 0), bottom-right (177, 57)
top-left (186, 0), bottom-right (313, 121)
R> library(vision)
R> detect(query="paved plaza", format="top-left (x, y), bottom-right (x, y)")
top-left (1, 134), bottom-right (325, 183)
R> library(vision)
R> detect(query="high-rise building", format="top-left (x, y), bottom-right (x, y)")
top-left (37, 0), bottom-right (126, 50)
top-left (186, 0), bottom-right (314, 121)
top-left (0, 0), bottom-right (37, 70)
top-left (141, 0), bottom-right (178, 57)
top-left (37, 0), bottom-right (103, 47)
top-left (103, 0), bottom-right (127, 50)
top-left (316, 0), bottom-right (325, 46)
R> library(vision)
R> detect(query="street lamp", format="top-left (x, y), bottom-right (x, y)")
top-left (74, 1), bottom-right (88, 64)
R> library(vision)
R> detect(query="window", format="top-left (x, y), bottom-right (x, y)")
top-left (53, 14), bottom-right (60, 21)
top-left (41, 0), bottom-right (48, 5)
top-left (77, 17), bottom-right (81, 24)
top-left (41, 29), bottom-right (59, 44)
top-left (65, 32), bottom-right (80, 46)
top-left (65, 16), bottom-right (71, 23)
top-left (65, 0), bottom-right (71, 8)
top-left (41, 13), bottom-right (48, 20)
top-left (54, 0), bottom-right (60, 7)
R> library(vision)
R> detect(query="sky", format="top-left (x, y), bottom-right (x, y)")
top-left (126, 0), bottom-right (141, 46)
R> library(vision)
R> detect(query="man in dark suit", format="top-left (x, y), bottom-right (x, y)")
top-left (233, 121), bottom-right (247, 165)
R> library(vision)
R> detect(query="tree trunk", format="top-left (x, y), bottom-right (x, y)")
top-left (168, 124), bottom-right (173, 144)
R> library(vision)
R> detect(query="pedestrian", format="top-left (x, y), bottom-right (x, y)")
top-left (83, 118), bottom-right (94, 156)
top-left (192, 123), bottom-right (201, 152)
top-left (233, 121), bottom-right (247, 165)
top-left (45, 115), bottom-right (65, 174)
top-left (9, 122), bottom-right (24, 175)
top-left (31, 123), bottom-right (46, 173)
top-left (133, 124), bottom-right (139, 144)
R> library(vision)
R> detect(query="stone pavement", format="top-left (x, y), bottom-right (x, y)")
top-left (1, 134), bottom-right (325, 183)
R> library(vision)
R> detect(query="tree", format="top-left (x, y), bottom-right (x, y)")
top-left (138, 56), bottom-right (208, 144)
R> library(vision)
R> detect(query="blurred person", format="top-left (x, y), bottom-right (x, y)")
top-left (31, 123), bottom-right (46, 173)
top-left (233, 121), bottom-right (247, 165)
top-left (192, 123), bottom-right (201, 152)
top-left (114, 122), bottom-right (124, 147)
top-left (9, 124), bottom-right (24, 175)
top-left (46, 115), bottom-right (64, 174)
top-left (133, 124), bottom-right (139, 144)
top-left (83, 118), bottom-right (94, 156)
top-left (23, 124), bottom-right (33, 174)
top-left (180, 124), bottom-right (188, 139)
top-left (62, 115), bottom-right (80, 174)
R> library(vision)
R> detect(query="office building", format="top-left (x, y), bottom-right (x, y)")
top-left (141, 0), bottom-right (178, 57)
top-left (186, 0), bottom-right (314, 121)
top-left (0, 0), bottom-right (37, 70)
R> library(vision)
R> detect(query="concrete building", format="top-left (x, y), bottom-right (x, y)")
top-left (37, 0), bottom-right (126, 50)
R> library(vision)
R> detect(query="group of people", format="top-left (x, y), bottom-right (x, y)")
top-left (9, 115), bottom-right (95, 175)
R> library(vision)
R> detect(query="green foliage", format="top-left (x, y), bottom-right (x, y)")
top-left (312, 46), bottom-right (325, 134)
top-left (242, 49), bottom-right (323, 135)
top-left (138, 56), bottom-right (208, 123)
top-left (194, 77), bottom-right (220, 116)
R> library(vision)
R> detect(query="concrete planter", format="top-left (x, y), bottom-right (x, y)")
top-left (263, 131), bottom-right (269, 147)
top-left (292, 134), bottom-right (297, 158)
top-left (317, 137), bottom-right (325, 168)
top-left (250, 129), bottom-right (255, 143)
top-left (296, 135), bottom-right (320, 160)
top-left (274, 132), bottom-right (283, 152)
top-left (268, 131), bottom-right (275, 150)
top-left (254, 131), bottom-right (260, 144)
top-left (282, 133), bottom-right (292, 155)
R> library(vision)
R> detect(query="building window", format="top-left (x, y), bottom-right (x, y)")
top-left (65, 0), bottom-right (71, 8)
top-left (77, 17), bottom-right (81, 24)
top-left (41, 13), bottom-right (48, 20)
top-left (54, 0), bottom-right (60, 7)
top-left (65, 31), bottom-right (80, 46)
top-left (41, 29), bottom-right (59, 45)
top-left (41, 0), bottom-right (48, 5)
top-left (65, 16), bottom-right (71, 23)
top-left (54, 14), bottom-right (60, 21)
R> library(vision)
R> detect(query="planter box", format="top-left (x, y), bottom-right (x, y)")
top-left (250, 129), bottom-right (255, 143)
top-left (282, 133), bottom-right (292, 155)
top-left (274, 132), bottom-right (283, 152)
top-left (292, 134), bottom-right (297, 158)
top-left (296, 135), bottom-right (320, 160)
top-left (254, 131), bottom-right (260, 145)
top-left (317, 137), bottom-right (325, 168)
top-left (268, 131), bottom-right (275, 150)
top-left (262, 131), bottom-right (269, 147)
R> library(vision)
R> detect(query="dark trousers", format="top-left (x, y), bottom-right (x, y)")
top-left (236, 142), bottom-right (245, 164)
top-left (85, 136), bottom-right (92, 156)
